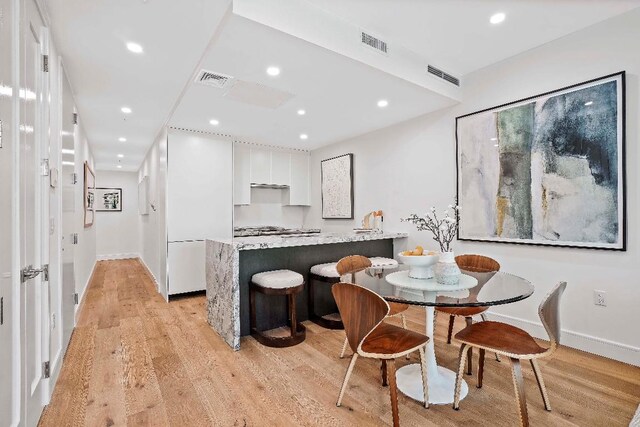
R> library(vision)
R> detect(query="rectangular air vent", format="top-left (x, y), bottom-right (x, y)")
top-left (194, 69), bottom-right (234, 89)
top-left (361, 31), bottom-right (388, 54)
top-left (427, 65), bottom-right (460, 86)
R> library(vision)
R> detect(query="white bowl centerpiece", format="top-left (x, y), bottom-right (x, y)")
top-left (397, 249), bottom-right (439, 279)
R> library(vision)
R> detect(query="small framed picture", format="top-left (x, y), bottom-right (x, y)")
top-left (95, 187), bottom-right (122, 212)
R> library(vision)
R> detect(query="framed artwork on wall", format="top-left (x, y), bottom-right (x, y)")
top-left (95, 187), bottom-right (122, 212)
top-left (83, 161), bottom-right (95, 227)
top-left (456, 71), bottom-right (626, 250)
top-left (321, 153), bottom-right (354, 219)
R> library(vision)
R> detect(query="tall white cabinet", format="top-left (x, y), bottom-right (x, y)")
top-left (167, 131), bottom-right (233, 295)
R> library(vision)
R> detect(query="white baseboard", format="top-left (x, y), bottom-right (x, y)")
top-left (74, 260), bottom-right (97, 318)
top-left (97, 252), bottom-right (139, 261)
top-left (137, 256), bottom-right (159, 289)
top-left (486, 312), bottom-right (640, 367)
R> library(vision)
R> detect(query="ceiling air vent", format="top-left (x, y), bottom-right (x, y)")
top-left (361, 31), bottom-right (388, 54)
top-left (194, 69), bottom-right (234, 89)
top-left (427, 65), bottom-right (460, 87)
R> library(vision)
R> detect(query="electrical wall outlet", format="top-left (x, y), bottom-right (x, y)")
top-left (593, 290), bottom-right (607, 307)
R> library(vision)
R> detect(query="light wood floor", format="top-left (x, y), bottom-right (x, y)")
top-left (40, 259), bottom-right (640, 426)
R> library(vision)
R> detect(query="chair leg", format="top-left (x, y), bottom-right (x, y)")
top-left (530, 359), bottom-right (552, 411)
top-left (401, 314), bottom-right (410, 360)
top-left (386, 359), bottom-right (400, 427)
top-left (453, 344), bottom-right (468, 410)
top-left (418, 346), bottom-right (429, 408)
top-left (477, 349), bottom-right (485, 388)
top-left (446, 315), bottom-right (455, 344)
top-left (381, 360), bottom-right (388, 387)
top-left (339, 336), bottom-right (349, 359)
top-left (465, 317), bottom-right (473, 375)
top-left (510, 358), bottom-right (530, 427)
top-left (337, 353), bottom-right (359, 407)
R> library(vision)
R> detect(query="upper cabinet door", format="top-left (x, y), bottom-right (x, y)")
top-left (288, 151), bottom-right (310, 206)
top-left (250, 147), bottom-right (271, 185)
top-left (270, 151), bottom-right (291, 186)
top-left (234, 143), bottom-right (251, 205)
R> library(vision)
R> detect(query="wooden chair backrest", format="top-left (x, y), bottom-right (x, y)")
top-left (336, 255), bottom-right (372, 282)
top-left (539, 281), bottom-right (566, 353)
top-left (455, 254), bottom-right (500, 273)
top-left (332, 282), bottom-right (389, 353)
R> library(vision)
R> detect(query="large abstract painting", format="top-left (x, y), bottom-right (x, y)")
top-left (456, 72), bottom-right (625, 250)
top-left (321, 153), bottom-right (354, 219)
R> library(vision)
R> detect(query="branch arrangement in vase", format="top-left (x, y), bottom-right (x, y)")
top-left (402, 204), bottom-right (460, 253)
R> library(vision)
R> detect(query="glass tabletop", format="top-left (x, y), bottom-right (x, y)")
top-left (356, 264), bottom-right (534, 308)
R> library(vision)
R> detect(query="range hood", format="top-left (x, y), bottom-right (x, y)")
top-left (250, 183), bottom-right (290, 189)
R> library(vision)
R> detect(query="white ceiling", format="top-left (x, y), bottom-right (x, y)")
top-left (43, 0), bottom-right (231, 171)
top-left (169, 14), bottom-right (457, 150)
top-left (44, 0), bottom-right (640, 170)
top-left (307, 0), bottom-right (640, 77)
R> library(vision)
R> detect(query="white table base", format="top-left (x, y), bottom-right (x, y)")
top-left (396, 305), bottom-right (468, 405)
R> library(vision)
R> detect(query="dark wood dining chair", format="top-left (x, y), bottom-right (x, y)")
top-left (333, 282), bottom-right (429, 427)
top-left (436, 254), bottom-right (501, 370)
top-left (453, 281), bottom-right (567, 427)
top-left (336, 255), bottom-right (410, 359)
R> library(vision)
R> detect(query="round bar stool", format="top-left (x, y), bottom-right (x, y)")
top-left (308, 262), bottom-right (344, 329)
top-left (250, 269), bottom-right (306, 348)
top-left (367, 256), bottom-right (399, 278)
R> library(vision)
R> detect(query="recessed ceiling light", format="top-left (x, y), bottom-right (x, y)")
top-left (209, 119), bottom-right (219, 126)
top-left (118, 137), bottom-right (127, 142)
top-left (490, 137), bottom-right (497, 141)
top-left (121, 106), bottom-right (132, 114)
top-left (490, 12), bottom-right (506, 24)
top-left (61, 148), bottom-right (75, 155)
top-left (585, 101), bottom-right (594, 106)
top-left (494, 144), bottom-right (499, 147)
top-left (117, 154), bottom-right (124, 158)
top-left (377, 99), bottom-right (389, 108)
top-left (266, 66), bottom-right (281, 77)
top-left (299, 134), bottom-right (308, 140)
top-left (126, 42), bottom-right (144, 54)
top-left (117, 165), bottom-right (122, 169)
top-left (297, 109), bottom-right (306, 116)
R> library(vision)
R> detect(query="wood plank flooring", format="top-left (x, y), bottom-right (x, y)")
top-left (40, 259), bottom-right (640, 426)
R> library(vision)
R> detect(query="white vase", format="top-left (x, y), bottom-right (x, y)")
top-left (435, 251), bottom-right (461, 285)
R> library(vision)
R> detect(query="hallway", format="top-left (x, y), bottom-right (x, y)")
top-left (39, 259), bottom-right (640, 426)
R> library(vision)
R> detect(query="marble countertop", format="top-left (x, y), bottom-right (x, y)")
top-left (208, 231), bottom-right (408, 251)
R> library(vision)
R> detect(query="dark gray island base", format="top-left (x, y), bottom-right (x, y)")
top-left (205, 232), bottom-right (408, 350)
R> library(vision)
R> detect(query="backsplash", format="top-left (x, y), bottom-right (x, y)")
top-left (234, 187), bottom-right (306, 228)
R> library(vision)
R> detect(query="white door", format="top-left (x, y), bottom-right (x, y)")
top-left (60, 68), bottom-right (76, 353)
top-left (20, 0), bottom-right (49, 424)
top-left (0, 0), bottom-right (16, 422)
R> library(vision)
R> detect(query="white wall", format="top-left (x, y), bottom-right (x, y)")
top-left (74, 124), bottom-right (97, 307)
top-left (234, 188), bottom-right (305, 228)
top-left (305, 10), bottom-right (640, 365)
top-left (96, 171), bottom-right (140, 259)
top-left (138, 128), bottom-right (168, 298)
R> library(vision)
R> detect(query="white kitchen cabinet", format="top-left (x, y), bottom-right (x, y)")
top-left (234, 143), bottom-right (251, 205)
top-left (270, 150), bottom-right (291, 186)
top-left (168, 241), bottom-right (205, 295)
top-left (288, 151), bottom-right (311, 206)
top-left (250, 147), bottom-right (271, 185)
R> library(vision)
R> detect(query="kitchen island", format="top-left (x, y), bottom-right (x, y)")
top-left (206, 232), bottom-right (408, 350)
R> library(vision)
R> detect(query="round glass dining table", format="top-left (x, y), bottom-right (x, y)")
top-left (357, 265), bottom-right (534, 405)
